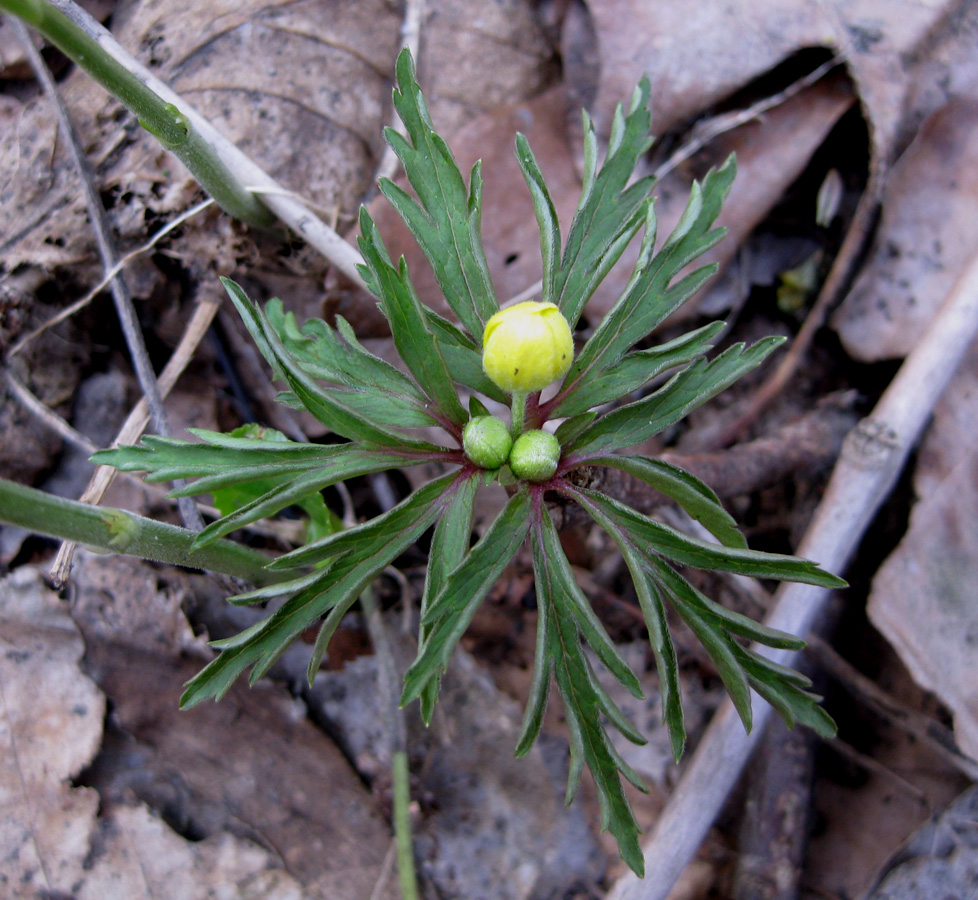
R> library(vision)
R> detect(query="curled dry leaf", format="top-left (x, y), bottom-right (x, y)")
top-left (832, 100), bottom-right (978, 361)
top-left (0, 0), bottom-right (556, 283)
top-left (562, 0), bottom-right (974, 166)
top-left (867, 342), bottom-right (978, 760)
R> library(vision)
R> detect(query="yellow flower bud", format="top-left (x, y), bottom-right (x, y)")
top-left (482, 301), bottom-right (573, 394)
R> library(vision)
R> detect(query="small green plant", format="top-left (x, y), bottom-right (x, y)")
top-left (1, 48), bottom-right (845, 875)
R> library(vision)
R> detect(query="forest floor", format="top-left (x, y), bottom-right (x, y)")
top-left (2, 1), bottom-right (978, 899)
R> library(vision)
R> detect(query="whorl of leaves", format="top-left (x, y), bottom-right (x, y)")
top-left (95, 49), bottom-right (844, 876)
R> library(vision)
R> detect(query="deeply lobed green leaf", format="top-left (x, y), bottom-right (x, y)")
top-left (554, 158), bottom-right (736, 418)
top-left (574, 487), bottom-right (846, 588)
top-left (554, 81), bottom-right (657, 328)
top-left (180, 473), bottom-right (459, 708)
top-left (581, 453), bottom-right (746, 549)
top-left (223, 278), bottom-right (447, 449)
top-left (530, 510), bottom-right (647, 876)
top-left (552, 321), bottom-right (724, 418)
top-left (568, 336), bottom-right (787, 455)
top-left (357, 208), bottom-right (469, 427)
top-left (92, 427), bottom-right (342, 489)
top-left (401, 489), bottom-right (533, 710)
top-left (381, 48), bottom-right (497, 338)
top-left (264, 299), bottom-right (441, 429)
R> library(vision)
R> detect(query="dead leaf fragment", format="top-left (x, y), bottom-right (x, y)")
top-left (564, 0), bottom-right (966, 165)
top-left (867, 340), bottom-right (978, 759)
top-left (0, 564), bottom-right (317, 899)
top-left (864, 786), bottom-right (978, 900)
top-left (0, 567), bottom-right (105, 898)
top-left (68, 552), bottom-right (398, 900)
top-left (833, 99), bottom-right (978, 361)
top-left (79, 804), bottom-right (307, 900)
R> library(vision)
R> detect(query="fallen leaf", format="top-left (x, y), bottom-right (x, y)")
top-left (78, 804), bottom-right (308, 900)
top-left (0, 563), bottom-right (322, 899)
top-left (863, 786), bottom-right (978, 900)
top-left (68, 552), bottom-right (399, 900)
top-left (867, 340), bottom-right (978, 759)
top-left (1, 0), bottom-right (556, 285)
top-left (0, 567), bottom-right (105, 898)
top-left (832, 100), bottom-right (978, 361)
top-left (563, 0), bottom-right (972, 166)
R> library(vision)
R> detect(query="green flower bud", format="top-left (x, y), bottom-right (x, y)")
top-left (509, 429), bottom-right (561, 483)
top-left (482, 301), bottom-right (573, 394)
top-left (462, 415), bottom-right (513, 469)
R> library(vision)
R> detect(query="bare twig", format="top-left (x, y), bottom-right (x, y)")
top-left (823, 736), bottom-right (930, 807)
top-left (606, 249), bottom-right (978, 900)
top-left (732, 717), bottom-right (816, 900)
top-left (13, 15), bottom-right (202, 533)
top-left (47, 0), bottom-right (366, 287)
top-left (7, 198), bottom-right (216, 359)
top-left (3, 369), bottom-right (100, 456)
top-left (50, 295), bottom-right (221, 584)
top-left (651, 56), bottom-right (845, 182)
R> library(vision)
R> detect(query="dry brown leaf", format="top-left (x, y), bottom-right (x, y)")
top-left (832, 100), bottom-right (978, 361)
top-left (0, 0), bottom-right (555, 282)
top-left (78, 804), bottom-right (308, 900)
top-left (0, 564), bottom-right (322, 899)
top-left (0, 566), bottom-right (105, 898)
top-left (867, 340), bottom-right (978, 760)
top-left (563, 0), bottom-right (972, 165)
top-left (68, 552), bottom-right (399, 900)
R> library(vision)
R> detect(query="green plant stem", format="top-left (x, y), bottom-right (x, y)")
top-left (510, 391), bottom-right (528, 438)
top-left (393, 750), bottom-right (419, 900)
top-left (0, 477), bottom-right (283, 585)
top-left (1, 0), bottom-right (275, 228)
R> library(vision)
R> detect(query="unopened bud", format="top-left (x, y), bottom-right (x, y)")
top-left (509, 429), bottom-right (561, 483)
top-left (482, 301), bottom-right (573, 394)
top-left (462, 415), bottom-right (513, 470)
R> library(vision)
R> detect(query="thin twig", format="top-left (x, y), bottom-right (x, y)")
top-left (51, 295), bottom-right (221, 583)
top-left (7, 198), bottom-right (216, 359)
top-left (14, 15), bottom-right (202, 532)
top-left (823, 737), bottom-right (930, 807)
top-left (651, 56), bottom-right (845, 182)
top-left (368, 839), bottom-right (398, 900)
top-left (3, 368), bottom-right (100, 456)
top-left (606, 248), bottom-right (978, 900)
top-left (47, 0), bottom-right (366, 286)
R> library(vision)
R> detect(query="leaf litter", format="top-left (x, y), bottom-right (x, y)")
top-left (3, 0), bottom-right (978, 896)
